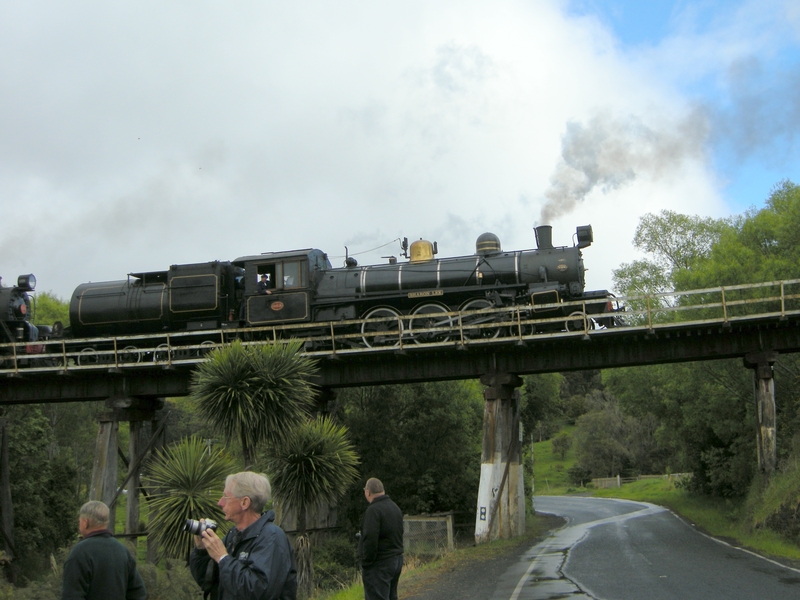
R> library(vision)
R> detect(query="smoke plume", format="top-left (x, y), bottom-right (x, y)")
top-left (539, 108), bottom-right (709, 224)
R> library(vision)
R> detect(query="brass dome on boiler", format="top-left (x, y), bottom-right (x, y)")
top-left (409, 239), bottom-right (436, 263)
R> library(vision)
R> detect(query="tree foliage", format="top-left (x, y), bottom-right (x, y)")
top-left (263, 417), bottom-right (359, 599)
top-left (31, 292), bottom-right (70, 328)
top-left (335, 381), bottom-right (483, 528)
top-left (2, 406), bottom-right (80, 582)
top-left (520, 373), bottom-right (563, 441)
top-left (551, 433), bottom-right (572, 460)
top-left (264, 416), bottom-right (359, 533)
top-left (144, 436), bottom-right (235, 562)
top-left (594, 186), bottom-right (800, 497)
top-left (612, 210), bottom-right (729, 318)
top-left (675, 180), bottom-right (800, 288)
top-left (190, 340), bottom-right (318, 467)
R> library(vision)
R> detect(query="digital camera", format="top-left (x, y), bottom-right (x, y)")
top-left (184, 519), bottom-right (218, 535)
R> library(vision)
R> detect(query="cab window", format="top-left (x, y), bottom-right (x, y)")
top-left (283, 261), bottom-right (302, 288)
top-left (257, 265), bottom-right (276, 289)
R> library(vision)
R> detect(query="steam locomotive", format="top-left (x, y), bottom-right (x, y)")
top-left (66, 224), bottom-right (618, 346)
top-left (3, 224), bottom-right (621, 361)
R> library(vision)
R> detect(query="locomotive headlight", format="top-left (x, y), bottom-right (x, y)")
top-left (575, 226), bottom-right (593, 249)
top-left (17, 274), bottom-right (36, 291)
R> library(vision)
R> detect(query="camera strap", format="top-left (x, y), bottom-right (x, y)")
top-left (202, 559), bottom-right (218, 600)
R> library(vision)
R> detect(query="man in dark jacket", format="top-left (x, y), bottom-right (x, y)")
top-left (359, 478), bottom-right (404, 600)
top-left (61, 500), bottom-right (147, 600)
top-left (190, 471), bottom-right (297, 600)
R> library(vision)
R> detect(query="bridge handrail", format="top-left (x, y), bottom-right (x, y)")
top-left (3, 278), bottom-right (800, 375)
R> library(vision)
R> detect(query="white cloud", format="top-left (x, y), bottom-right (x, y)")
top-left (0, 0), bottom-right (787, 301)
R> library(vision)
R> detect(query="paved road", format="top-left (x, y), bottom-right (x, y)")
top-left (487, 496), bottom-right (800, 600)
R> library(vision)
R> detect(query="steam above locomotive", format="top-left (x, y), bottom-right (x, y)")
top-left (64, 224), bottom-right (618, 346)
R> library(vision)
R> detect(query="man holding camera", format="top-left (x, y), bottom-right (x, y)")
top-left (190, 471), bottom-right (297, 600)
top-left (61, 500), bottom-right (147, 600)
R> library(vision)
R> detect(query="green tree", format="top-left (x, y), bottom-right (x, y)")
top-left (31, 292), bottom-right (70, 328)
top-left (602, 361), bottom-right (754, 495)
top-left (675, 180), bottom-right (800, 289)
top-left (144, 436), bottom-right (235, 561)
top-left (190, 340), bottom-right (317, 467)
top-left (520, 373), bottom-right (563, 441)
top-left (551, 433), bottom-right (572, 460)
top-left (572, 400), bottom-right (630, 477)
top-left (335, 381), bottom-right (484, 528)
top-left (612, 210), bottom-right (728, 319)
top-left (40, 401), bottom-right (99, 501)
top-left (264, 417), bottom-right (359, 598)
top-left (2, 405), bottom-right (80, 582)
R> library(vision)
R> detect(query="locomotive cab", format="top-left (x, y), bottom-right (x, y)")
top-left (234, 249), bottom-right (331, 326)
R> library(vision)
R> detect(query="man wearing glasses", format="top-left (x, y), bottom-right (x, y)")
top-left (190, 471), bottom-right (297, 600)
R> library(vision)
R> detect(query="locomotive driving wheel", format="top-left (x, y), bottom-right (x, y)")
top-left (77, 347), bottom-right (110, 366)
top-left (361, 307), bottom-right (404, 348)
top-left (459, 298), bottom-right (502, 339)
top-left (565, 311), bottom-right (594, 332)
top-left (409, 303), bottom-right (453, 344)
top-left (119, 345), bottom-right (141, 364)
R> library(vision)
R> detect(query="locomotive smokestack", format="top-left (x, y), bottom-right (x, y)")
top-left (534, 226), bottom-right (553, 250)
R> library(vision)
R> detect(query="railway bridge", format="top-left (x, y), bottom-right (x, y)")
top-left (2, 279), bottom-right (800, 544)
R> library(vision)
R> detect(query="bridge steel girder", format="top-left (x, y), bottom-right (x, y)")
top-left (3, 319), bottom-right (800, 404)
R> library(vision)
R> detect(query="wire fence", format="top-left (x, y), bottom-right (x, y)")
top-left (403, 513), bottom-right (455, 557)
top-left (591, 473), bottom-right (692, 489)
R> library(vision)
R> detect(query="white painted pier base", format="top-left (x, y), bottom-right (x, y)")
top-left (475, 373), bottom-right (525, 544)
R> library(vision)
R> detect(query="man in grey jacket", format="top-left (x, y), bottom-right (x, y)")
top-left (359, 478), bottom-right (404, 600)
top-left (190, 471), bottom-right (297, 600)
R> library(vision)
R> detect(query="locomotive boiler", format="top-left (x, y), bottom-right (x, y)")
top-left (67, 224), bottom-right (620, 349)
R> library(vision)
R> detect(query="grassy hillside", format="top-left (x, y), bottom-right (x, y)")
top-left (529, 425), bottom-right (579, 495)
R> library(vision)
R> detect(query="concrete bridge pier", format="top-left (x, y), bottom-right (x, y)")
top-left (89, 397), bottom-right (163, 534)
top-left (475, 373), bottom-right (525, 544)
top-left (744, 351), bottom-right (778, 475)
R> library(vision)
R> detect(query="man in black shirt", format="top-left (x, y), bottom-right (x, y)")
top-left (359, 478), bottom-right (404, 600)
top-left (61, 501), bottom-right (147, 600)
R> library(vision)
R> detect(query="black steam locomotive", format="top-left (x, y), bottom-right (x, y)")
top-left (64, 224), bottom-right (620, 349)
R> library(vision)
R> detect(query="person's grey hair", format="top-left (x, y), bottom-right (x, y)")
top-left (80, 501), bottom-right (110, 529)
top-left (365, 478), bottom-right (385, 494)
top-left (226, 472), bottom-right (271, 513)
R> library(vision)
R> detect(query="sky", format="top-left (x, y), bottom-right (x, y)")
top-left (2, 0), bottom-right (799, 300)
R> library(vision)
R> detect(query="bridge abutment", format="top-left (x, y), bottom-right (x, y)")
top-left (475, 373), bottom-right (525, 544)
top-left (744, 351), bottom-right (778, 475)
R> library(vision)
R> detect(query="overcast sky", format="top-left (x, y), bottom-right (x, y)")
top-left (2, 0), bottom-right (799, 300)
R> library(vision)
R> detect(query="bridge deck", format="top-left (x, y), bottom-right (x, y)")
top-left (3, 279), bottom-right (800, 403)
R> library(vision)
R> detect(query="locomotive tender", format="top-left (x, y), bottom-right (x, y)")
top-left (65, 224), bottom-right (619, 348)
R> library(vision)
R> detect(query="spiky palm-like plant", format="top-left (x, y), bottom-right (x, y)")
top-left (265, 417), bottom-right (360, 598)
top-left (191, 339), bottom-right (318, 467)
top-left (145, 436), bottom-right (234, 561)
